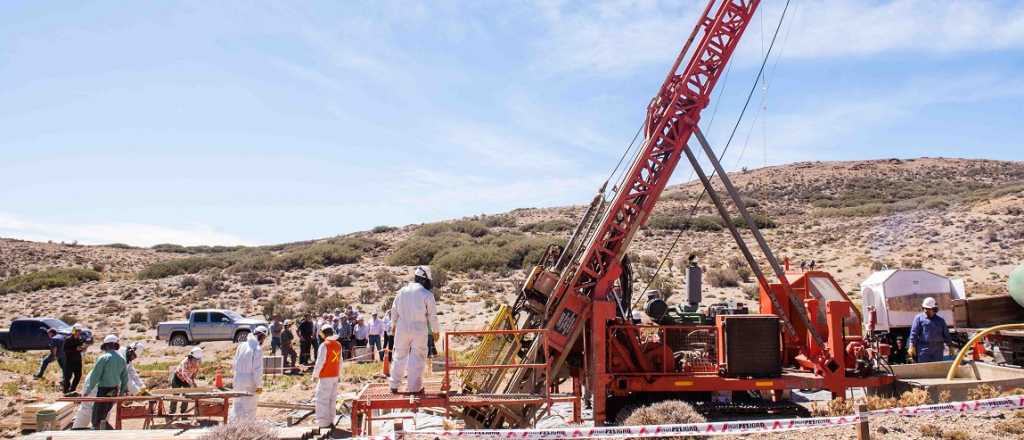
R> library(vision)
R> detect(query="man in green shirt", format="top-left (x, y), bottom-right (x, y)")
top-left (83, 334), bottom-right (128, 430)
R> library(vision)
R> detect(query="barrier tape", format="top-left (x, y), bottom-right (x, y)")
top-left (349, 394), bottom-right (1024, 440)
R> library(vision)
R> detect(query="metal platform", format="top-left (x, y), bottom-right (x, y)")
top-left (350, 382), bottom-right (581, 436)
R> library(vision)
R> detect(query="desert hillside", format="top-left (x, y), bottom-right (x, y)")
top-left (0, 157), bottom-right (1021, 435)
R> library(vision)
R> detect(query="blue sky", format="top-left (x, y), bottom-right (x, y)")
top-left (1, 0), bottom-right (1022, 246)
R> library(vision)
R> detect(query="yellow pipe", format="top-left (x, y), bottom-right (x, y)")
top-left (946, 323), bottom-right (1024, 381)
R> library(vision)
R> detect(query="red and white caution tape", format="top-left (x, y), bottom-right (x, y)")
top-left (351, 394), bottom-right (1024, 440)
top-left (868, 394), bottom-right (1024, 417)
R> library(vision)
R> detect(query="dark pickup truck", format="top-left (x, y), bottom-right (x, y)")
top-left (0, 318), bottom-right (91, 352)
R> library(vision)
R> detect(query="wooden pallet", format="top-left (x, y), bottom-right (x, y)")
top-left (21, 401), bottom-right (76, 432)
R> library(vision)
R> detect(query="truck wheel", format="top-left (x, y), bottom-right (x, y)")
top-left (169, 333), bottom-right (189, 346)
top-left (235, 330), bottom-right (250, 343)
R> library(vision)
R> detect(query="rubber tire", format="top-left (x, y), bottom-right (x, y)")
top-left (169, 333), bottom-right (189, 347)
top-left (234, 330), bottom-right (250, 343)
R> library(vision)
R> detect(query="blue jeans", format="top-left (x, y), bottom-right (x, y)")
top-left (36, 353), bottom-right (62, 377)
top-left (916, 343), bottom-right (945, 363)
top-left (368, 335), bottom-right (382, 360)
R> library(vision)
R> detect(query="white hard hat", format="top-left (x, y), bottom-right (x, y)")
top-left (321, 323), bottom-right (333, 332)
top-left (253, 325), bottom-right (269, 335)
top-left (102, 334), bottom-right (119, 345)
top-left (922, 297), bottom-right (938, 309)
top-left (131, 342), bottom-right (145, 355)
top-left (631, 311), bottom-right (643, 321)
top-left (414, 265), bottom-right (432, 280)
top-left (190, 347), bottom-right (204, 360)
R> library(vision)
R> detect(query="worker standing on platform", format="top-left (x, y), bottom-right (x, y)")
top-left (312, 323), bottom-right (342, 430)
top-left (388, 266), bottom-right (440, 394)
top-left (908, 297), bottom-right (952, 363)
top-left (230, 326), bottom-right (267, 422)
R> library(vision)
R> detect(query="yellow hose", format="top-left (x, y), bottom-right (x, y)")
top-left (946, 323), bottom-right (1024, 380)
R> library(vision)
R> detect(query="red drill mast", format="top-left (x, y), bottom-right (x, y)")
top-left (543, 0), bottom-right (761, 373)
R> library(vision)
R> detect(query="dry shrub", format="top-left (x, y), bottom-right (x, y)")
top-left (621, 400), bottom-right (705, 440)
top-left (967, 384), bottom-right (1000, 400)
top-left (707, 268), bottom-right (740, 287)
top-left (938, 390), bottom-right (952, 403)
top-left (898, 389), bottom-right (930, 407)
top-left (197, 420), bottom-right (277, 440)
top-left (810, 397), bottom-right (854, 416)
top-left (1001, 387), bottom-right (1024, 397)
top-left (862, 395), bottom-right (898, 411)
top-left (995, 413), bottom-right (1024, 435)
top-left (941, 430), bottom-right (970, 440)
top-left (919, 425), bottom-right (942, 437)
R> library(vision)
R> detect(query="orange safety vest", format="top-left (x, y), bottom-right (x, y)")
top-left (319, 338), bottom-right (342, 378)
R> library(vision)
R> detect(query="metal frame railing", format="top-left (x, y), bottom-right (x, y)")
top-left (443, 329), bottom-right (551, 399)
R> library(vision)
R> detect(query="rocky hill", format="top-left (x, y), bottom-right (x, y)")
top-left (0, 157), bottom-right (1021, 435)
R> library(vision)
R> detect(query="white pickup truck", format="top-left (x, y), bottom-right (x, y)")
top-left (156, 309), bottom-right (268, 346)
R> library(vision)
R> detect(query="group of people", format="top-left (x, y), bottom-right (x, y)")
top-left (269, 307), bottom-right (393, 369)
top-left (31, 266), bottom-right (441, 431)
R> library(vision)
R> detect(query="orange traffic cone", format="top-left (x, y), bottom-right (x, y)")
top-left (381, 349), bottom-right (391, 377)
top-left (214, 368), bottom-right (224, 389)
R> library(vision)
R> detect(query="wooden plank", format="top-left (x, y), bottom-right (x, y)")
top-left (149, 386), bottom-right (217, 395)
top-left (963, 295), bottom-right (1024, 328)
top-left (258, 402), bottom-right (316, 411)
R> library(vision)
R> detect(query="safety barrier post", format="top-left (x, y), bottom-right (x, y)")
top-left (443, 332), bottom-right (451, 392)
top-left (856, 403), bottom-right (870, 440)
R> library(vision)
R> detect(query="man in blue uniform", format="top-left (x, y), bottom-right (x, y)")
top-left (908, 297), bottom-right (952, 363)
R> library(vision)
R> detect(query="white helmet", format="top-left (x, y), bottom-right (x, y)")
top-left (414, 265), bottom-right (432, 280)
top-left (321, 323), bottom-right (333, 332)
top-left (922, 297), bottom-right (938, 309)
top-left (102, 334), bottom-right (119, 345)
top-left (131, 342), bottom-right (145, 355)
top-left (190, 347), bottom-right (204, 360)
top-left (253, 325), bottom-right (269, 335)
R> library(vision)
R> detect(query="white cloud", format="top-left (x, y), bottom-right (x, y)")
top-left (0, 213), bottom-right (250, 247)
top-left (436, 120), bottom-right (578, 172)
top-left (719, 71), bottom-right (1024, 168)
top-left (779, 0), bottom-right (1024, 59)
top-left (534, 0), bottom-right (1024, 75)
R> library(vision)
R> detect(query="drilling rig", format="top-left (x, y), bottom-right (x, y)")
top-left (350, 0), bottom-right (895, 434)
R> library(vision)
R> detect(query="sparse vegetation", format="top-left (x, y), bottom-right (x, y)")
top-left (0, 268), bottom-right (101, 294)
top-left (138, 257), bottom-right (228, 279)
top-left (646, 213), bottom-right (723, 232)
top-left (519, 219), bottom-right (574, 233)
top-left (707, 267), bottom-right (740, 287)
top-left (197, 419), bottom-right (277, 440)
top-left (328, 272), bottom-right (354, 287)
top-left (387, 232), bottom-right (562, 273)
top-left (371, 225), bottom-right (397, 234)
top-left (138, 237), bottom-right (380, 279)
top-left (620, 400), bottom-right (705, 439)
top-left (147, 305), bottom-right (169, 328)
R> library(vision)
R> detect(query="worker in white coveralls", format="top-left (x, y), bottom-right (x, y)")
top-left (71, 342), bottom-right (146, 429)
top-left (389, 266), bottom-right (441, 394)
top-left (312, 323), bottom-right (342, 430)
top-left (230, 325), bottom-right (267, 422)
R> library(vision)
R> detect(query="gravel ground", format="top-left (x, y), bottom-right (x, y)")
top-left (723, 410), bottom-right (1021, 439)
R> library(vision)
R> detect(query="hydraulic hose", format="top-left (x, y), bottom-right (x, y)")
top-left (945, 323), bottom-right (1024, 381)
